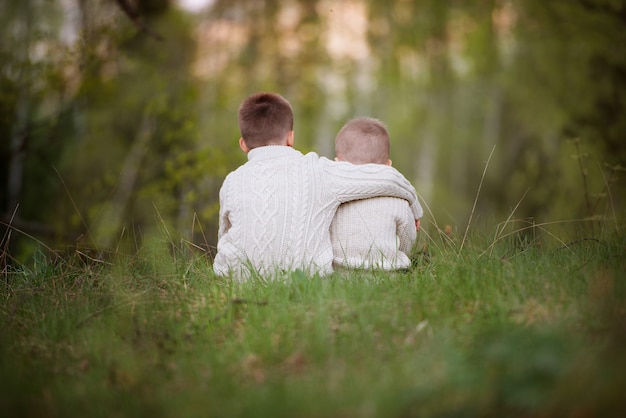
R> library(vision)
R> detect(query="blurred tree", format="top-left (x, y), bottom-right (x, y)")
top-left (1, 0), bottom-right (78, 250)
top-left (1, 0), bottom-right (223, 260)
top-left (500, 0), bottom-right (626, 221)
top-left (60, 0), bottom-right (216, 251)
top-left (3, 0), bottom-right (624, 262)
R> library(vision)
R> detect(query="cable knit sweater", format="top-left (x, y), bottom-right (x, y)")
top-left (330, 197), bottom-right (417, 270)
top-left (213, 146), bottom-right (422, 280)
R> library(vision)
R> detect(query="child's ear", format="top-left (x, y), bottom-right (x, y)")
top-left (239, 138), bottom-right (250, 153)
top-left (286, 131), bottom-right (294, 147)
top-left (386, 159), bottom-right (392, 166)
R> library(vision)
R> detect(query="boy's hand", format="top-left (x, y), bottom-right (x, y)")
top-left (415, 219), bottom-right (421, 232)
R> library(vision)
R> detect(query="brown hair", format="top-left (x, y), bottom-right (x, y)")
top-left (238, 92), bottom-right (294, 149)
top-left (335, 117), bottom-right (390, 165)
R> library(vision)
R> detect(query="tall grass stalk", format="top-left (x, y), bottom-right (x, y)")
top-left (458, 145), bottom-right (496, 257)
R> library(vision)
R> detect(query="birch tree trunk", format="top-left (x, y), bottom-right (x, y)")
top-left (93, 113), bottom-right (155, 250)
top-left (6, 4), bottom-right (33, 219)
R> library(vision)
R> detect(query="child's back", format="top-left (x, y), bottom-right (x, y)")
top-left (330, 117), bottom-right (420, 270)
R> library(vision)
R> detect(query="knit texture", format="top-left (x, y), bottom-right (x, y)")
top-left (330, 197), bottom-right (416, 270)
top-left (213, 146), bottom-right (422, 280)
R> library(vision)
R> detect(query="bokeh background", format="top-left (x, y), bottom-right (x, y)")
top-left (1, 0), bottom-right (625, 259)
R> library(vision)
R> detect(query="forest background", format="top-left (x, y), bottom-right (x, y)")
top-left (1, 0), bottom-right (625, 261)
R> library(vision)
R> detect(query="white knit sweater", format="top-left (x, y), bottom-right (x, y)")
top-left (213, 146), bottom-right (422, 280)
top-left (330, 197), bottom-right (417, 270)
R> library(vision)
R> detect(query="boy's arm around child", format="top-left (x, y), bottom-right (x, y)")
top-left (323, 158), bottom-right (424, 221)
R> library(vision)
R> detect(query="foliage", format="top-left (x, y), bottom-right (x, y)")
top-left (1, 0), bottom-right (625, 259)
top-left (1, 222), bottom-right (625, 417)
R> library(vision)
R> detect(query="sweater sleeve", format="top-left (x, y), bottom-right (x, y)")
top-left (397, 203), bottom-right (417, 255)
top-left (409, 197), bottom-right (424, 220)
top-left (321, 158), bottom-right (422, 219)
top-left (217, 175), bottom-right (232, 240)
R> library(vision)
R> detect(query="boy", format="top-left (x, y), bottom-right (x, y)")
top-left (213, 93), bottom-right (422, 280)
top-left (331, 117), bottom-right (420, 270)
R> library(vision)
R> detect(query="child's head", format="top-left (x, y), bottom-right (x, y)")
top-left (335, 117), bottom-right (391, 165)
top-left (238, 92), bottom-right (294, 151)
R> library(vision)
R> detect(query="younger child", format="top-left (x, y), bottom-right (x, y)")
top-left (213, 93), bottom-right (422, 280)
top-left (331, 117), bottom-right (421, 270)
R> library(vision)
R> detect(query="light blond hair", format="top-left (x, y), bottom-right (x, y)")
top-left (335, 117), bottom-right (390, 165)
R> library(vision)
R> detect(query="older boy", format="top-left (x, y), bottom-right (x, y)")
top-left (331, 117), bottom-right (421, 270)
top-left (213, 93), bottom-right (422, 280)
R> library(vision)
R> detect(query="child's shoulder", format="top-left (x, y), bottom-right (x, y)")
top-left (301, 150), bottom-right (322, 160)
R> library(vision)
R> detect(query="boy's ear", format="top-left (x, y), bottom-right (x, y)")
top-left (286, 131), bottom-right (294, 147)
top-left (386, 159), bottom-right (392, 166)
top-left (239, 137), bottom-right (250, 153)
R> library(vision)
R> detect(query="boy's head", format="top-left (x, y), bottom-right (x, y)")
top-left (335, 117), bottom-right (391, 165)
top-left (238, 92), bottom-right (294, 152)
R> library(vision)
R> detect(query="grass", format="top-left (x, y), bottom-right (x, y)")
top-left (1, 224), bottom-right (625, 417)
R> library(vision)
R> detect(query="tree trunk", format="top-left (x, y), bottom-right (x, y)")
top-left (93, 113), bottom-right (155, 249)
